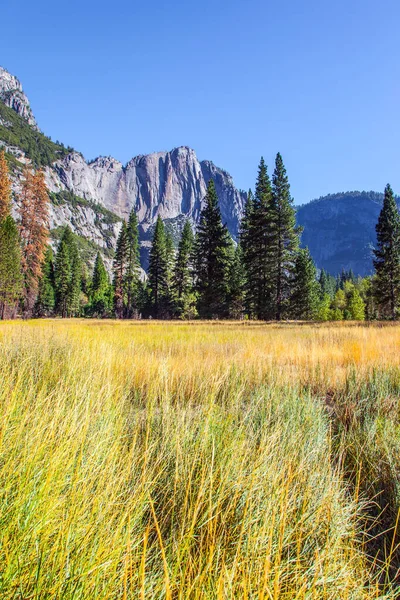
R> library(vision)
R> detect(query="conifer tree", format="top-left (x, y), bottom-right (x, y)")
top-left (241, 159), bottom-right (277, 319)
top-left (0, 216), bottom-right (23, 319)
top-left (172, 220), bottom-right (197, 319)
top-left (54, 227), bottom-right (81, 317)
top-left (271, 153), bottom-right (301, 320)
top-left (373, 184), bottom-right (400, 319)
top-left (0, 150), bottom-right (12, 221)
top-left (148, 216), bottom-right (168, 318)
top-left (173, 220), bottom-right (194, 299)
top-left (55, 234), bottom-right (71, 318)
top-left (195, 180), bottom-right (233, 318)
top-left (35, 246), bottom-right (55, 316)
top-left (253, 157), bottom-right (276, 319)
top-left (228, 244), bottom-right (246, 319)
top-left (113, 222), bottom-right (128, 318)
top-left (69, 245), bottom-right (82, 317)
top-left (290, 248), bottom-right (319, 320)
top-left (164, 231), bottom-right (175, 316)
top-left (240, 189), bottom-right (257, 316)
top-left (89, 252), bottom-right (110, 317)
top-left (124, 209), bottom-right (141, 318)
top-left (18, 169), bottom-right (49, 315)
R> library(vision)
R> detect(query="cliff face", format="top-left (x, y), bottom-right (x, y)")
top-left (46, 147), bottom-right (246, 239)
top-left (0, 66), bottom-right (37, 130)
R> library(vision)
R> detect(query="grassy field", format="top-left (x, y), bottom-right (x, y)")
top-left (1, 320), bottom-right (400, 598)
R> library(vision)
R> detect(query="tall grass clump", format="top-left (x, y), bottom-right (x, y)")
top-left (0, 320), bottom-right (397, 598)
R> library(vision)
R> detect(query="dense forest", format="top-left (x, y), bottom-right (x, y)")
top-left (0, 150), bottom-right (399, 321)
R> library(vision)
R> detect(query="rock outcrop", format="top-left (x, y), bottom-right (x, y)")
top-left (46, 147), bottom-right (246, 241)
top-left (0, 66), bottom-right (37, 129)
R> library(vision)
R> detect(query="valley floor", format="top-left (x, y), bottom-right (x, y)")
top-left (1, 320), bottom-right (400, 598)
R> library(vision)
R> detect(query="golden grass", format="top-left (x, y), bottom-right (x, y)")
top-left (0, 320), bottom-right (400, 598)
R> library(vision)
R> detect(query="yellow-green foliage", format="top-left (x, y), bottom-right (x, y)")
top-left (0, 320), bottom-right (398, 598)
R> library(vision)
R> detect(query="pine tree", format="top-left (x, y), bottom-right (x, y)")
top-left (173, 220), bottom-right (194, 299)
top-left (164, 231), bottom-right (175, 317)
top-left (18, 169), bottom-right (49, 315)
top-left (228, 244), bottom-right (246, 319)
top-left (271, 153), bottom-right (301, 320)
top-left (0, 216), bottom-right (23, 319)
top-left (55, 236), bottom-right (71, 318)
top-left (253, 157), bottom-right (276, 319)
top-left (89, 252), bottom-right (110, 317)
top-left (241, 159), bottom-right (276, 319)
top-left (172, 220), bottom-right (197, 319)
top-left (194, 180), bottom-right (233, 318)
top-left (290, 248), bottom-right (319, 320)
top-left (0, 150), bottom-right (12, 221)
top-left (148, 216), bottom-right (168, 318)
top-left (373, 184), bottom-right (400, 319)
top-left (240, 189), bottom-right (256, 316)
top-left (68, 246), bottom-right (82, 317)
top-left (124, 209), bottom-right (141, 318)
top-left (113, 222), bottom-right (128, 318)
top-left (54, 227), bottom-right (81, 317)
top-left (35, 245), bottom-right (55, 316)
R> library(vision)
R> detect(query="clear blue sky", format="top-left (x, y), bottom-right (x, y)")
top-left (1, 0), bottom-right (399, 204)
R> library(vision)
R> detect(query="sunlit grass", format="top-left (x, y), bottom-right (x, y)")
top-left (0, 320), bottom-right (399, 598)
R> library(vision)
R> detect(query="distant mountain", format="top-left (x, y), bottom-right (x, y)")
top-left (0, 66), bottom-right (245, 269)
top-left (297, 191), bottom-right (386, 276)
top-left (0, 65), bottom-right (390, 276)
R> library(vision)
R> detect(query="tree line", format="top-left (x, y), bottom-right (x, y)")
top-left (0, 149), bottom-right (399, 320)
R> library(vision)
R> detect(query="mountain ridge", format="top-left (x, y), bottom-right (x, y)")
top-left (0, 65), bottom-right (389, 276)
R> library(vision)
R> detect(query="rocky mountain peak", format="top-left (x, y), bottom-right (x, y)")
top-left (0, 66), bottom-right (38, 129)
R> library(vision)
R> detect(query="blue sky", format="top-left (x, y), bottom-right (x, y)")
top-left (1, 0), bottom-right (399, 204)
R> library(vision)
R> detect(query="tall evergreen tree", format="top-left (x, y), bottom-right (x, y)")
top-left (55, 235), bottom-right (71, 318)
top-left (319, 269), bottom-right (336, 298)
top-left (173, 220), bottom-right (194, 299)
top-left (124, 209), bottom-right (141, 318)
top-left (164, 231), bottom-right (175, 316)
top-left (54, 227), bottom-right (81, 317)
top-left (253, 157), bottom-right (276, 319)
top-left (240, 189), bottom-right (258, 317)
top-left (228, 243), bottom-right (246, 319)
top-left (35, 245), bottom-right (55, 317)
top-left (0, 216), bottom-right (23, 319)
top-left (172, 220), bottom-right (196, 319)
top-left (290, 248), bottom-right (319, 320)
top-left (89, 252), bottom-right (110, 317)
top-left (271, 153), bottom-right (301, 320)
top-left (69, 245), bottom-right (82, 317)
top-left (148, 216), bottom-right (168, 318)
top-left (195, 180), bottom-right (233, 318)
top-left (113, 222), bottom-right (128, 318)
top-left (241, 159), bottom-right (277, 319)
top-left (373, 184), bottom-right (400, 319)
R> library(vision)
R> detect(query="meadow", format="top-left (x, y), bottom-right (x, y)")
top-left (1, 320), bottom-right (400, 598)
